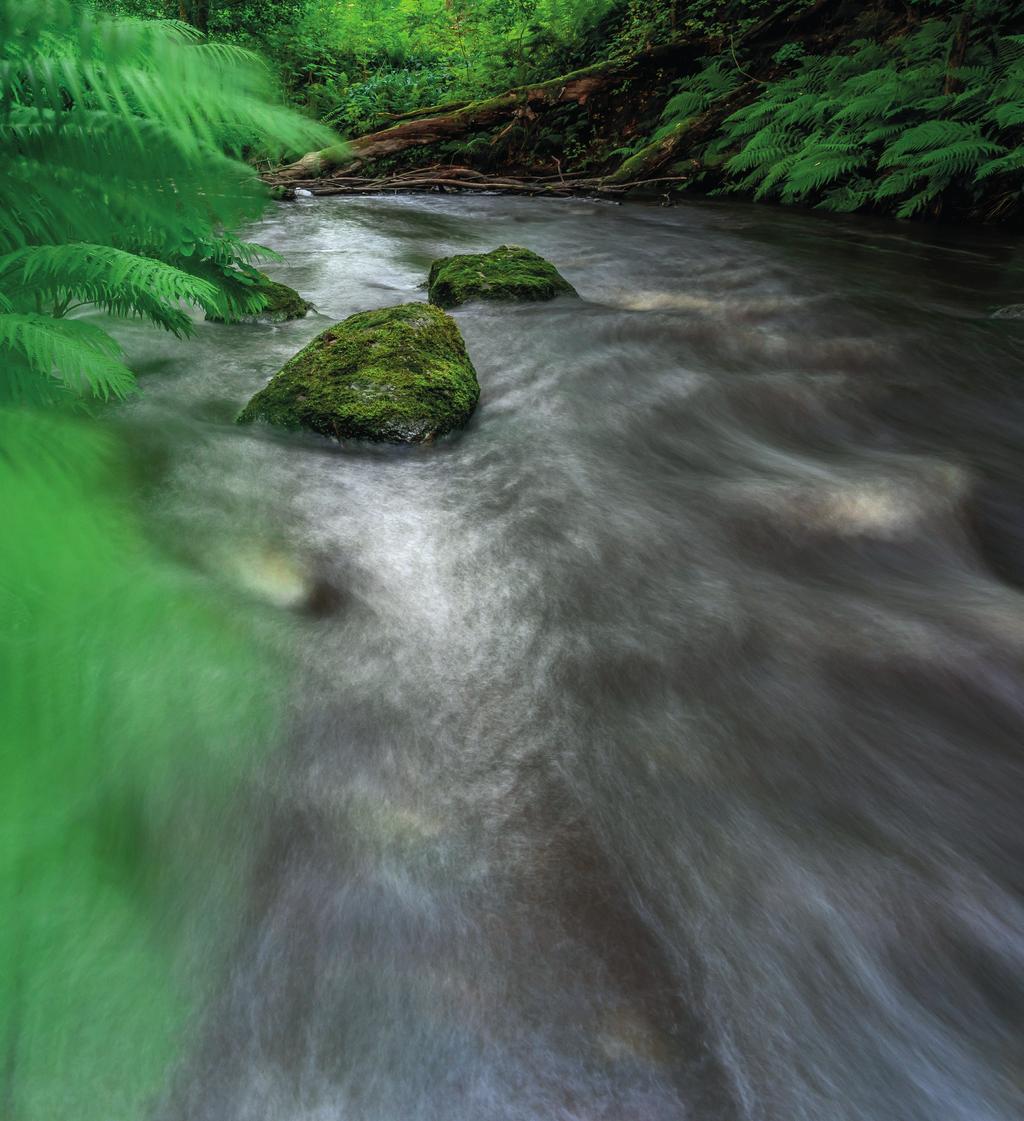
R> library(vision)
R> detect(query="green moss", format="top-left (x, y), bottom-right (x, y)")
top-left (236, 302), bottom-right (480, 444)
top-left (208, 273), bottom-right (312, 324)
top-left (258, 277), bottom-right (313, 321)
top-left (427, 245), bottom-right (577, 309)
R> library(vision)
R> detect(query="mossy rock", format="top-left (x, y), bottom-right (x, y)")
top-left (427, 245), bottom-right (577, 309)
top-left (236, 302), bottom-right (479, 444)
top-left (208, 273), bottom-right (312, 324)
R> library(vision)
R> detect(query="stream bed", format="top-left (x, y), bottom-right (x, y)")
top-left (116, 195), bottom-right (1024, 1121)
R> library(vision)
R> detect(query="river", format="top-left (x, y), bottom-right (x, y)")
top-left (114, 195), bottom-right (1024, 1121)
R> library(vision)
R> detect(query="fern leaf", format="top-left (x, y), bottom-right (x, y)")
top-left (878, 120), bottom-right (977, 166)
top-left (989, 102), bottom-right (1024, 129)
top-left (782, 146), bottom-right (868, 200)
top-left (0, 313), bottom-right (136, 399)
top-left (917, 137), bottom-right (1006, 177)
top-left (0, 243), bottom-right (222, 332)
top-left (975, 148), bottom-right (1024, 180)
top-left (896, 183), bottom-right (946, 219)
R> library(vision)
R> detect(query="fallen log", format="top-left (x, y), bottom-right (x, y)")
top-left (275, 41), bottom-right (704, 182)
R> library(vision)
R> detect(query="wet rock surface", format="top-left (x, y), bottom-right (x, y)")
top-left (236, 302), bottom-right (479, 443)
top-left (427, 244), bottom-right (577, 308)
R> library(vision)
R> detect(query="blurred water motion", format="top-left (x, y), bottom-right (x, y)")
top-left (8, 196), bottom-right (1024, 1120)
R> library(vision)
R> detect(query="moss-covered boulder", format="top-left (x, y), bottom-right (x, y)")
top-left (236, 303), bottom-right (479, 444)
top-left (208, 273), bottom-right (312, 324)
top-left (427, 245), bottom-right (577, 309)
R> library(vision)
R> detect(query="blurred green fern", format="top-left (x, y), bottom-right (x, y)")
top-left (0, 3), bottom-right (336, 1117)
top-left (0, 0), bottom-right (333, 404)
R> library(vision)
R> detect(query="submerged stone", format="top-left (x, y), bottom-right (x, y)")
top-left (236, 302), bottom-right (480, 444)
top-left (208, 272), bottom-right (312, 324)
top-left (427, 245), bottom-right (577, 309)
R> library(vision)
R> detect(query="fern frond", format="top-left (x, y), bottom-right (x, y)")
top-left (917, 137), bottom-right (1005, 177)
top-left (988, 102), bottom-right (1024, 129)
top-left (751, 152), bottom-right (800, 199)
top-left (0, 244), bottom-right (221, 332)
top-left (818, 182), bottom-right (874, 212)
top-left (976, 148), bottom-right (1024, 180)
top-left (879, 120), bottom-right (973, 165)
top-left (0, 0), bottom-right (337, 402)
top-left (895, 183), bottom-right (946, 219)
top-left (0, 313), bottom-right (136, 399)
top-left (873, 165), bottom-right (933, 200)
top-left (782, 143), bottom-right (868, 200)
top-left (996, 35), bottom-right (1024, 64)
top-left (862, 123), bottom-right (904, 146)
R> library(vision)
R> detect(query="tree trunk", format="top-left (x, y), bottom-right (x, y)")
top-left (944, 3), bottom-right (974, 94)
top-left (179, 0), bottom-right (209, 32)
top-left (602, 121), bottom-right (694, 186)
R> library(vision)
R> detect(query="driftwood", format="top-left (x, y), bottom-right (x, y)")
top-left (269, 165), bottom-right (697, 200)
top-left (274, 41), bottom-right (704, 182)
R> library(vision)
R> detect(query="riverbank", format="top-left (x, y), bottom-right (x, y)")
top-left (271, 1), bottom-right (1024, 226)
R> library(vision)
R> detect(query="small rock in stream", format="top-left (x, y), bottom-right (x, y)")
top-left (427, 244), bottom-right (577, 308)
top-left (207, 272), bottom-right (313, 324)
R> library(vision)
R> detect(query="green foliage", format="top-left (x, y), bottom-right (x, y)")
top-left (325, 65), bottom-right (455, 133)
top-left (655, 57), bottom-right (742, 138)
top-left (658, 8), bottom-right (1024, 220)
top-left (91, 0), bottom-right (1024, 226)
top-left (0, 0), bottom-right (332, 404)
top-left (0, 407), bottom-right (282, 1121)
top-left (98, 0), bottom-right (623, 132)
top-left (1, 5), bottom-right (324, 1113)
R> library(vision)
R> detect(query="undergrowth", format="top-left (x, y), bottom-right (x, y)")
top-left (658, 10), bottom-right (1024, 221)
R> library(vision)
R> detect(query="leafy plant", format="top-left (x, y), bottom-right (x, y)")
top-left (656, 9), bottom-right (1024, 220)
top-left (0, 3), bottom-right (332, 1115)
top-left (0, 0), bottom-right (333, 404)
top-left (325, 65), bottom-right (456, 133)
top-left (655, 56), bottom-right (744, 135)
top-left (0, 405), bottom-right (282, 1121)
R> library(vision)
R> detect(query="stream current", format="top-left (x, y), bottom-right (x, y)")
top-left (118, 195), bottom-right (1024, 1121)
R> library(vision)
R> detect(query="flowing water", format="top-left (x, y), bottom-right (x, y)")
top-left (115, 195), bottom-right (1024, 1121)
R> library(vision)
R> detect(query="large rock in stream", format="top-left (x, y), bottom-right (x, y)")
top-left (236, 303), bottom-right (480, 444)
top-left (427, 245), bottom-right (577, 308)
